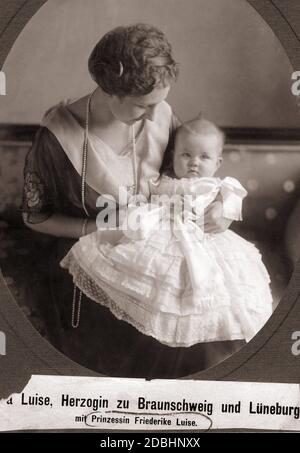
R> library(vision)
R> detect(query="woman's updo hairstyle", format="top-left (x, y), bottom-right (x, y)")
top-left (88, 23), bottom-right (179, 97)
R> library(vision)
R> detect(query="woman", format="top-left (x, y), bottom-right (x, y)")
top-left (22, 23), bottom-right (241, 378)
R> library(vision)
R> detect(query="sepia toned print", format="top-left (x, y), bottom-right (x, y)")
top-left (0, 0), bottom-right (300, 390)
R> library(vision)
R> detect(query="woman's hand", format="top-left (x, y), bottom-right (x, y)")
top-left (203, 199), bottom-right (233, 234)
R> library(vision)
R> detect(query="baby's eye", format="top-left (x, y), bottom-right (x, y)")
top-left (201, 155), bottom-right (210, 160)
top-left (182, 152), bottom-right (190, 157)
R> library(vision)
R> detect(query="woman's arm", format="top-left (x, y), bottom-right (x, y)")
top-left (23, 213), bottom-right (97, 239)
top-left (22, 127), bottom-right (98, 239)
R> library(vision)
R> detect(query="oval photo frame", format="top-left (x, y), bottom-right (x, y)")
top-left (0, 0), bottom-right (300, 395)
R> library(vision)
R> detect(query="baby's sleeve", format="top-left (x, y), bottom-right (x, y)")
top-left (219, 177), bottom-right (248, 221)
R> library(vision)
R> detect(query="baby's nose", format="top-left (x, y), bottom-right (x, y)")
top-left (190, 157), bottom-right (201, 166)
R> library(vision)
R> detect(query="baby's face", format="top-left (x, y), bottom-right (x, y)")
top-left (173, 131), bottom-right (222, 179)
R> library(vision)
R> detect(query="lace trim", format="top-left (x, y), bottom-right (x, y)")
top-left (62, 254), bottom-right (273, 347)
top-left (23, 171), bottom-right (45, 211)
top-left (66, 257), bottom-right (146, 334)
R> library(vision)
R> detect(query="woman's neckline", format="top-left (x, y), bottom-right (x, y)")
top-left (64, 95), bottom-right (145, 157)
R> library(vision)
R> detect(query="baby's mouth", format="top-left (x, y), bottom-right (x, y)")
top-left (188, 169), bottom-right (200, 176)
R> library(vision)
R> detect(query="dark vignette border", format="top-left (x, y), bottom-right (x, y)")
top-left (0, 0), bottom-right (300, 423)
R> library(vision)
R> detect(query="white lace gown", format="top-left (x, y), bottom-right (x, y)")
top-left (61, 176), bottom-right (273, 347)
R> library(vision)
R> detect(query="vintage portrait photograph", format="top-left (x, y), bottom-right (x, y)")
top-left (0, 0), bottom-right (300, 381)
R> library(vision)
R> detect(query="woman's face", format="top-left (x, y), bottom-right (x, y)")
top-left (108, 85), bottom-right (170, 125)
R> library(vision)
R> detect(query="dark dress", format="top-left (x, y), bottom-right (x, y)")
top-left (22, 126), bottom-right (244, 379)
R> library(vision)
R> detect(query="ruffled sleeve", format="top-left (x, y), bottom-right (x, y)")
top-left (220, 177), bottom-right (248, 221)
top-left (22, 127), bottom-right (60, 224)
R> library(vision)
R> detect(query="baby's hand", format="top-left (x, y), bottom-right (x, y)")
top-left (203, 199), bottom-right (233, 234)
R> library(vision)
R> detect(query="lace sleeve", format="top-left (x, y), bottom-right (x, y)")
top-left (22, 128), bottom-right (55, 224)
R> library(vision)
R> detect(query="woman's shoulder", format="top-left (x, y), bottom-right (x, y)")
top-left (63, 95), bottom-right (89, 127)
top-left (152, 101), bottom-right (173, 126)
top-left (39, 97), bottom-right (87, 162)
top-left (29, 126), bottom-right (69, 169)
top-left (33, 126), bottom-right (62, 150)
top-left (41, 95), bottom-right (87, 128)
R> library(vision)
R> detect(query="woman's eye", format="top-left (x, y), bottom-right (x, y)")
top-left (182, 152), bottom-right (190, 157)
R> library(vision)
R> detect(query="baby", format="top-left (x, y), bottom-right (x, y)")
top-left (61, 116), bottom-right (273, 348)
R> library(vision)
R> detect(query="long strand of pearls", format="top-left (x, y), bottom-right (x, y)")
top-left (72, 91), bottom-right (138, 328)
top-left (72, 90), bottom-right (95, 328)
top-left (81, 90), bottom-right (95, 217)
top-left (131, 124), bottom-right (138, 195)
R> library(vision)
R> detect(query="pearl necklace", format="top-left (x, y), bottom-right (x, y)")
top-left (81, 89), bottom-right (138, 216)
top-left (72, 90), bottom-right (138, 328)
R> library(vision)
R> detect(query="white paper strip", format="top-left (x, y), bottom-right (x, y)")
top-left (0, 375), bottom-right (300, 431)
